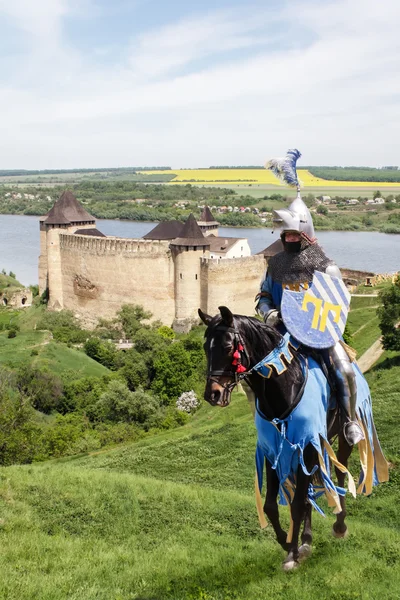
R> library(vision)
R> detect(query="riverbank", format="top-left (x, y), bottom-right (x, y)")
top-left (1, 179), bottom-right (400, 233)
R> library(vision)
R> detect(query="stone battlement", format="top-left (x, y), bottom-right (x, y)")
top-left (201, 255), bottom-right (264, 267)
top-left (60, 234), bottom-right (170, 255)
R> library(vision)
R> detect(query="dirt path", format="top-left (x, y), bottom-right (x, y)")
top-left (357, 321), bottom-right (399, 372)
top-left (357, 337), bottom-right (385, 373)
top-left (351, 293), bottom-right (379, 297)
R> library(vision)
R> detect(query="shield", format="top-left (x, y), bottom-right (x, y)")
top-left (281, 271), bottom-right (351, 349)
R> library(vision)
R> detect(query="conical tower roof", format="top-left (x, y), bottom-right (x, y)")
top-left (44, 190), bottom-right (95, 225)
top-left (170, 214), bottom-right (210, 247)
top-left (198, 205), bottom-right (217, 224)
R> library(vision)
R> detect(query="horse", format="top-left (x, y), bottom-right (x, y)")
top-left (199, 305), bottom-right (388, 571)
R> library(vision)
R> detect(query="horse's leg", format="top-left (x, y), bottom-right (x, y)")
top-left (283, 446), bottom-right (316, 570)
top-left (299, 501), bottom-right (313, 559)
top-left (264, 460), bottom-right (289, 551)
top-left (333, 433), bottom-right (353, 538)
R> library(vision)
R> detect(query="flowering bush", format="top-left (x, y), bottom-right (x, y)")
top-left (176, 390), bottom-right (200, 413)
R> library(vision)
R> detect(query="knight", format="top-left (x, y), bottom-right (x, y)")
top-left (256, 149), bottom-right (364, 446)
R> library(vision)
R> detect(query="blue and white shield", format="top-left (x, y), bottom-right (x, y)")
top-left (281, 271), bottom-right (351, 349)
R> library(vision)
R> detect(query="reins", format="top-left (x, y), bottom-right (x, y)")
top-left (207, 323), bottom-right (251, 395)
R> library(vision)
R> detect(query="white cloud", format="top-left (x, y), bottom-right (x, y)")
top-left (0, 0), bottom-right (399, 167)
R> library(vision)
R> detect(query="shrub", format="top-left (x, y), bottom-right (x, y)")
top-left (96, 380), bottom-right (161, 428)
top-left (157, 325), bottom-right (175, 340)
top-left (37, 309), bottom-right (87, 343)
top-left (16, 366), bottom-right (64, 414)
top-left (378, 276), bottom-right (400, 351)
top-left (0, 375), bottom-right (40, 466)
top-left (7, 328), bottom-right (17, 339)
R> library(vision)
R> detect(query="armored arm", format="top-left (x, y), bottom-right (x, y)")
top-left (255, 273), bottom-right (280, 326)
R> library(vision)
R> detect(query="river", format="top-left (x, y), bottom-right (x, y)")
top-left (0, 214), bottom-right (399, 286)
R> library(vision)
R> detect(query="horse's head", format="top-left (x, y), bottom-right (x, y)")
top-left (199, 306), bottom-right (250, 407)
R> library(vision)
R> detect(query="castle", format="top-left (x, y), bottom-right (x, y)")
top-left (39, 192), bottom-right (266, 331)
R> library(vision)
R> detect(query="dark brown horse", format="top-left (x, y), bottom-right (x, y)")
top-left (199, 306), bottom-right (354, 571)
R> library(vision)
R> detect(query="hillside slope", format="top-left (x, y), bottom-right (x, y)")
top-left (0, 353), bottom-right (399, 600)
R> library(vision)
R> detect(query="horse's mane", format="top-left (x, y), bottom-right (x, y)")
top-left (207, 313), bottom-right (283, 362)
top-left (234, 315), bottom-right (283, 361)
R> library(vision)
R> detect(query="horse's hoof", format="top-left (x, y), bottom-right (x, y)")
top-left (298, 543), bottom-right (312, 561)
top-left (282, 558), bottom-right (300, 571)
top-left (332, 526), bottom-right (349, 539)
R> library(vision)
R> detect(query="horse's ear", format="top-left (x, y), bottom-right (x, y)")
top-left (219, 306), bottom-right (234, 327)
top-left (198, 308), bottom-right (212, 326)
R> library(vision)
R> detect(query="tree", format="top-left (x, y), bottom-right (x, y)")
top-left (117, 304), bottom-right (152, 338)
top-left (316, 205), bottom-right (328, 215)
top-left (373, 190), bottom-right (382, 200)
top-left (121, 350), bottom-right (149, 390)
top-left (151, 342), bottom-right (194, 403)
top-left (96, 380), bottom-right (160, 428)
top-left (378, 276), bottom-right (400, 351)
top-left (84, 337), bottom-right (120, 370)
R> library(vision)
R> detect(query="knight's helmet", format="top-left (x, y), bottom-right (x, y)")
top-left (266, 149), bottom-right (315, 241)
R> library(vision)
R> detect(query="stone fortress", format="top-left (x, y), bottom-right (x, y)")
top-left (39, 192), bottom-right (266, 331)
top-left (39, 191), bottom-right (381, 331)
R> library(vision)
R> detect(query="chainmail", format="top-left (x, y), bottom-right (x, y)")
top-left (267, 238), bottom-right (334, 284)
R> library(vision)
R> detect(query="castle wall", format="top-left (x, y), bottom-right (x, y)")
top-left (58, 234), bottom-right (175, 326)
top-left (201, 255), bottom-right (265, 317)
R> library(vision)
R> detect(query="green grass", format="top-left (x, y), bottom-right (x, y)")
top-left (347, 296), bottom-right (383, 357)
top-left (0, 305), bottom-right (46, 331)
top-left (0, 355), bottom-right (399, 599)
top-left (352, 316), bottom-right (381, 357)
top-left (0, 330), bottom-right (109, 378)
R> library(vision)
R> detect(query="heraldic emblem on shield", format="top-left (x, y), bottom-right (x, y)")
top-left (281, 271), bottom-right (351, 349)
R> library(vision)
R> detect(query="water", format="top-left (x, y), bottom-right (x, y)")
top-left (0, 214), bottom-right (399, 286)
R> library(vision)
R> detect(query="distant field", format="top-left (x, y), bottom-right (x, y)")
top-left (143, 168), bottom-right (400, 189)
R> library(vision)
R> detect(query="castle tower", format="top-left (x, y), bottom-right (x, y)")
top-left (39, 190), bottom-right (97, 305)
top-left (170, 214), bottom-right (210, 332)
top-left (197, 206), bottom-right (219, 237)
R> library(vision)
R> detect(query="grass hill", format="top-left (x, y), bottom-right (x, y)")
top-left (0, 272), bottom-right (24, 292)
top-left (0, 331), bottom-right (109, 377)
top-left (0, 305), bottom-right (109, 378)
top-left (0, 353), bottom-right (399, 599)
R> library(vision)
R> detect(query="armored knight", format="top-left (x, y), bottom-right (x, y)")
top-left (256, 149), bottom-right (364, 446)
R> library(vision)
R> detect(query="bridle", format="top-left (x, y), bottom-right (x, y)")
top-left (206, 321), bottom-right (251, 398)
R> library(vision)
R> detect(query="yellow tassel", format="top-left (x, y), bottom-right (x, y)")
top-left (254, 471), bottom-right (268, 529)
top-left (286, 517), bottom-right (294, 543)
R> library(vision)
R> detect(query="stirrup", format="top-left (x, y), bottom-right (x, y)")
top-left (343, 421), bottom-right (364, 446)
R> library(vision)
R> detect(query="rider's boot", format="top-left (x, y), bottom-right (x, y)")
top-left (329, 343), bottom-right (364, 446)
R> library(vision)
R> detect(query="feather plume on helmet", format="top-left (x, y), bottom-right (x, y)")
top-left (265, 148), bottom-right (315, 242)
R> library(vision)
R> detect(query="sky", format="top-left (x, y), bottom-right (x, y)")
top-left (0, 0), bottom-right (399, 169)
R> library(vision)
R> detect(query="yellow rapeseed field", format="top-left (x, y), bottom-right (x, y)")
top-left (143, 168), bottom-right (399, 188)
